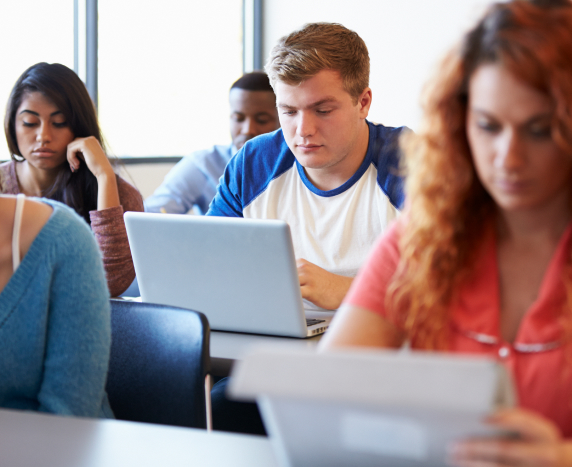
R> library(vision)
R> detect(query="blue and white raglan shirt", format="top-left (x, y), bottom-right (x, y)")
top-left (207, 121), bottom-right (405, 311)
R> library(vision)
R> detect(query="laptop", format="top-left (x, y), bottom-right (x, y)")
top-left (124, 212), bottom-right (332, 338)
top-left (229, 347), bottom-right (517, 467)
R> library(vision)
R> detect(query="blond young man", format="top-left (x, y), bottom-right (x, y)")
top-left (208, 23), bottom-right (406, 312)
top-left (209, 21), bottom-right (408, 437)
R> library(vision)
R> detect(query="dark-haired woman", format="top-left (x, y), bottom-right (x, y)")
top-left (321, 0), bottom-right (572, 465)
top-left (1, 62), bottom-right (143, 296)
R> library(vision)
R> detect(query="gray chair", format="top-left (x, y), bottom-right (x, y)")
top-left (106, 299), bottom-right (211, 429)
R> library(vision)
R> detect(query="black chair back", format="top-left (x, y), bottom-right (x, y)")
top-left (107, 299), bottom-right (210, 429)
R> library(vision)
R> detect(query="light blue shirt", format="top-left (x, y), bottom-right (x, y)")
top-left (144, 144), bottom-right (235, 214)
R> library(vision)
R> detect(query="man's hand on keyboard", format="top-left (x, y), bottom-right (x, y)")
top-left (297, 258), bottom-right (353, 310)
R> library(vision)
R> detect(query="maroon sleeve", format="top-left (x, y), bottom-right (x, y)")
top-left (0, 161), bottom-right (21, 194)
top-left (89, 176), bottom-right (144, 296)
top-left (343, 220), bottom-right (403, 326)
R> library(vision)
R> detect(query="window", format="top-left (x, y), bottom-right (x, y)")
top-left (97, 1), bottom-right (244, 157)
top-left (0, 2), bottom-right (74, 160)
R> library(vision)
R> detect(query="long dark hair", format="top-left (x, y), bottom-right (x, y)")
top-left (4, 62), bottom-right (104, 224)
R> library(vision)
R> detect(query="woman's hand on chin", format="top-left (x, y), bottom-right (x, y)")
top-left (67, 136), bottom-right (114, 179)
top-left (448, 408), bottom-right (572, 467)
top-left (67, 136), bottom-right (120, 210)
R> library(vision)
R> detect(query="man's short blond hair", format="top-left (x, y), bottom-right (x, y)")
top-left (265, 22), bottom-right (370, 103)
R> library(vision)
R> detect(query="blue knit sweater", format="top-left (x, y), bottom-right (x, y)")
top-left (0, 199), bottom-right (112, 417)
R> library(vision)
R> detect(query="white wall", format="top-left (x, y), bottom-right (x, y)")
top-left (122, 0), bottom-right (498, 198)
top-left (262, 0), bottom-right (494, 130)
top-left (117, 162), bottom-right (177, 200)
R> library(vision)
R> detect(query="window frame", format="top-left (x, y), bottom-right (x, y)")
top-left (75, 0), bottom-right (262, 156)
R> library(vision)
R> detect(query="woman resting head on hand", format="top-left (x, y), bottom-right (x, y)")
top-left (0, 189), bottom-right (111, 417)
top-left (2, 63), bottom-right (143, 296)
top-left (321, 0), bottom-right (572, 465)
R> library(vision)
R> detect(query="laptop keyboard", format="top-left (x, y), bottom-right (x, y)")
top-left (306, 318), bottom-right (326, 327)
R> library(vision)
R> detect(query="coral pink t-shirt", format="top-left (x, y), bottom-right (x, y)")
top-left (345, 220), bottom-right (572, 437)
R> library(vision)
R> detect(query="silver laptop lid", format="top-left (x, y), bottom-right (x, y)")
top-left (125, 212), bottom-right (311, 337)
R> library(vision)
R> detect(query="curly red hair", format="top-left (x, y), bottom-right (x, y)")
top-left (387, 0), bottom-right (572, 349)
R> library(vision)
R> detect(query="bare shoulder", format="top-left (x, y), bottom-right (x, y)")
top-left (23, 197), bottom-right (53, 223)
top-left (19, 198), bottom-right (53, 253)
top-left (0, 196), bottom-right (52, 260)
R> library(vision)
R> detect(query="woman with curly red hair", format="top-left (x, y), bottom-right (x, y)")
top-left (321, 0), bottom-right (572, 464)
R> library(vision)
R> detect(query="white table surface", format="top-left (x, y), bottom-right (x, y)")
top-left (210, 312), bottom-right (334, 375)
top-left (0, 409), bottom-right (278, 467)
top-left (211, 330), bottom-right (322, 375)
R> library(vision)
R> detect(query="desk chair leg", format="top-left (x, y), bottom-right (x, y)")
top-left (205, 374), bottom-right (213, 431)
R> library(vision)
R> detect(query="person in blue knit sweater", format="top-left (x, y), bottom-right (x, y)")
top-left (0, 192), bottom-right (112, 417)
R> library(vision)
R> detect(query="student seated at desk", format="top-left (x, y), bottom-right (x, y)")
top-left (209, 21), bottom-right (408, 436)
top-left (208, 22), bottom-right (407, 312)
top-left (321, 1), bottom-right (572, 465)
top-left (1, 63), bottom-right (144, 296)
top-left (144, 72), bottom-right (280, 215)
top-left (0, 192), bottom-right (111, 417)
